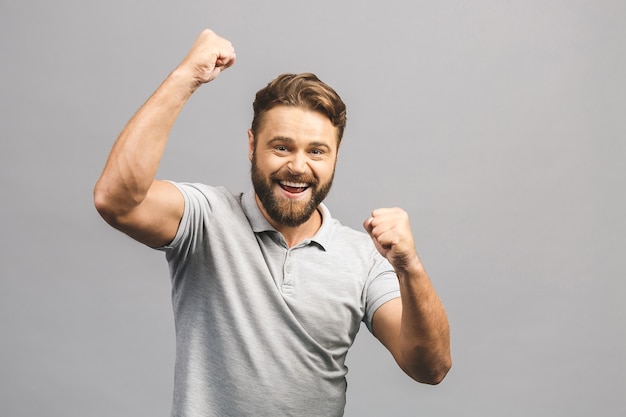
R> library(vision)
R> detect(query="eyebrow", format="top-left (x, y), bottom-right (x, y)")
top-left (267, 136), bottom-right (294, 146)
top-left (267, 137), bottom-right (332, 151)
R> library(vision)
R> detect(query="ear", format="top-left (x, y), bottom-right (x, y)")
top-left (247, 129), bottom-right (255, 161)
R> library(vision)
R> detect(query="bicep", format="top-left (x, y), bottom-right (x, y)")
top-left (371, 297), bottom-right (406, 369)
top-left (107, 180), bottom-right (184, 248)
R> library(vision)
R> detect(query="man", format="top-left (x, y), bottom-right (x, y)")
top-left (94, 29), bottom-right (451, 416)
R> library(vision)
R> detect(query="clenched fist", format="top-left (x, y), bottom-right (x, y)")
top-left (178, 29), bottom-right (236, 87)
top-left (363, 208), bottom-right (421, 272)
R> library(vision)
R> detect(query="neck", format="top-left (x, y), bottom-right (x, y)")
top-left (280, 208), bottom-right (322, 248)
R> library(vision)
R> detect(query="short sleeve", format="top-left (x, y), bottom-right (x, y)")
top-left (156, 182), bottom-right (224, 259)
top-left (363, 254), bottom-right (400, 333)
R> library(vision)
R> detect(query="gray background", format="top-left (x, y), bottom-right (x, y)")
top-left (1, 1), bottom-right (624, 416)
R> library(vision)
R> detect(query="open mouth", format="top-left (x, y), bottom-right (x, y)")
top-left (279, 180), bottom-right (310, 194)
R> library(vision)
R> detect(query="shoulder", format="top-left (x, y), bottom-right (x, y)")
top-left (160, 183), bottom-right (249, 251)
top-left (323, 211), bottom-right (374, 248)
top-left (331, 221), bottom-right (372, 246)
top-left (322, 214), bottom-right (382, 265)
top-left (168, 182), bottom-right (243, 213)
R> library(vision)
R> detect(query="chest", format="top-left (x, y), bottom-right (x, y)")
top-left (254, 233), bottom-right (368, 350)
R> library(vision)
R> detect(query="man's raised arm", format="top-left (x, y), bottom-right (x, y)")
top-left (94, 29), bottom-right (236, 247)
top-left (365, 208), bottom-right (452, 384)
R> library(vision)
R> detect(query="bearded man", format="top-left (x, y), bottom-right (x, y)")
top-left (94, 29), bottom-right (451, 417)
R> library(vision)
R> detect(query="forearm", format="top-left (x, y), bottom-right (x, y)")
top-left (396, 260), bottom-right (451, 384)
top-left (365, 207), bottom-right (452, 383)
top-left (95, 67), bottom-right (198, 214)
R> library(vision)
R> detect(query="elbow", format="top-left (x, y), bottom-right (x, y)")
top-left (405, 354), bottom-right (452, 385)
top-left (93, 180), bottom-right (129, 227)
top-left (93, 182), bottom-right (116, 224)
top-left (422, 360), bottom-right (451, 385)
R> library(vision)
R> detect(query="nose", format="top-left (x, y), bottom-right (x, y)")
top-left (287, 151), bottom-right (307, 174)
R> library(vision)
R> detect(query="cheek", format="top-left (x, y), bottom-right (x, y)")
top-left (324, 158), bottom-right (338, 175)
top-left (257, 155), bottom-right (286, 175)
top-left (314, 162), bottom-right (336, 181)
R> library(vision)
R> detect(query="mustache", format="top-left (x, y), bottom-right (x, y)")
top-left (270, 171), bottom-right (318, 186)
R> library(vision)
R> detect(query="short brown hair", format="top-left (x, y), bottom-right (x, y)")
top-left (251, 73), bottom-right (347, 142)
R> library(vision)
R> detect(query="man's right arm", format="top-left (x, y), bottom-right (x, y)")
top-left (93, 29), bottom-right (236, 248)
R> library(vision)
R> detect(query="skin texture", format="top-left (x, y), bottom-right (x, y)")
top-left (94, 28), bottom-right (451, 387)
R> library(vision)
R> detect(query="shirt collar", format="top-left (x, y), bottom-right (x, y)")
top-left (241, 189), bottom-right (332, 250)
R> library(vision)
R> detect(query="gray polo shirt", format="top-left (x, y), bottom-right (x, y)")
top-left (160, 183), bottom-right (400, 417)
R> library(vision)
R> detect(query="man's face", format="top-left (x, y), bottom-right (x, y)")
top-left (249, 106), bottom-right (339, 228)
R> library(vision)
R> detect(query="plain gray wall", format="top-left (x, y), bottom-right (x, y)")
top-left (1, 1), bottom-right (624, 416)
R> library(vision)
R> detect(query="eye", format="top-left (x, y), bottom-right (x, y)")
top-left (274, 145), bottom-right (288, 152)
top-left (310, 148), bottom-right (324, 155)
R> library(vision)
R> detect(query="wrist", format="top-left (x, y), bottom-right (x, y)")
top-left (169, 65), bottom-right (203, 94)
top-left (394, 253), bottom-right (426, 279)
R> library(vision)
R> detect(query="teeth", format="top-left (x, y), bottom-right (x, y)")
top-left (281, 181), bottom-right (309, 188)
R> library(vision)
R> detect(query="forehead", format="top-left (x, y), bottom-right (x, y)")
top-left (256, 106), bottom-right (339, 146)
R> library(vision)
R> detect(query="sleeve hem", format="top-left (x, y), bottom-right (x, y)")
top-left (364, 290), bottom-right (401, 333)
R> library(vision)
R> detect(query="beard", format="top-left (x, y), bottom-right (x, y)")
top-left (251, 155), bottom-right (334, 227)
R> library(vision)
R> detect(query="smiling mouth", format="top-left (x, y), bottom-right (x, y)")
top-left (279, 180), bottom-right (310, 194)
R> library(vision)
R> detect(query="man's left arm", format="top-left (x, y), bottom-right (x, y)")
top-left (364, 208), bottom-right (451, 384)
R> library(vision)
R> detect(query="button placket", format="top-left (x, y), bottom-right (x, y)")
top-left (282, 249), bottom-right (295, 293)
